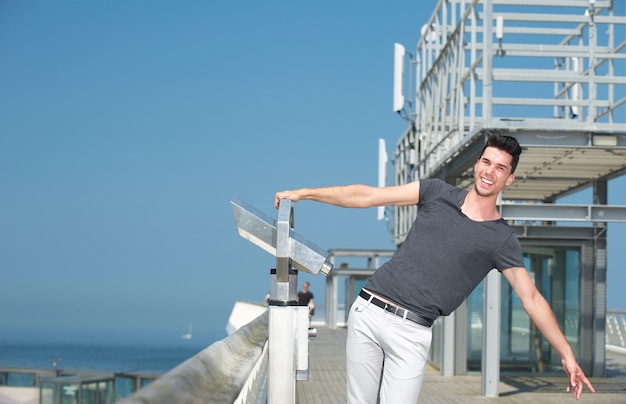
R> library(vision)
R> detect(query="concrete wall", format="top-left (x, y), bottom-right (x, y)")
top-left (0, 386), bottom-right (39, 404)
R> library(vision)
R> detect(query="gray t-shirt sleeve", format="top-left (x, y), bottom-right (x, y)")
top-left (494, 231), bottom-right (525, 272)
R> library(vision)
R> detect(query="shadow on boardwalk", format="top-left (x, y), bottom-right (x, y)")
top-left (298, 326), bottom-right (626, 404)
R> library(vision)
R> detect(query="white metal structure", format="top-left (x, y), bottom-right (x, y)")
top-left (390, 0), bottom-right (626, 244)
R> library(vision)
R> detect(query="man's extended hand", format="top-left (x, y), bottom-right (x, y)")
top-left (274, 190), bottom-right (300, 209)
top-left (562, 358), bottom-right (595, 399)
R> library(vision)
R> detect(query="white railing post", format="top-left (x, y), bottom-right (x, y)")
top-left (231, 197), bottom-right (333, 404)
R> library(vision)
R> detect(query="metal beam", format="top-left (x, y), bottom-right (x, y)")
top-left (330, 267), bottom-right (378, 277)
top-left (327, 248), bottom-right (395, 258)
top-left (510, 225), bottom-right (597, 240)
top-left (500, 203), bottom-right (626, 223)
top-left (493, 0), bottom-right (611, 6)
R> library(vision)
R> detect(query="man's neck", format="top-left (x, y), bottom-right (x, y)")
top-left (461, 189), bottom-right (501, 221)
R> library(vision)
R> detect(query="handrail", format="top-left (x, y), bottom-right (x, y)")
top-left (120, 311), bottom-right (269, 404)
top-left (606, 309), bottom-right (626, 350)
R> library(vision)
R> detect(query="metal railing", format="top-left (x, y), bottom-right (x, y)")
top-left (606, 308), bottom-right (626, 351)
top-left (120, 311), bottom-right (269, 404)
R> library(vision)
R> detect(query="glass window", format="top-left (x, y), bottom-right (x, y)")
top-left (466, 245), bottom-right (581, 372)
top-left (5, 372), bottom-right (35, 386)
top-left (61, 383), bottom-right (79, 404)
top-left (115, 376), bottom-right (135, 398)
top-left (40, 382), bottom-right (58, 404)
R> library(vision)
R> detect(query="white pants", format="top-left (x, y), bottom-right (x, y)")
top-left (346, 295), bottom-right (432, 404)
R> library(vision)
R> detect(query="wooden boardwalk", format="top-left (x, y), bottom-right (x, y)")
top-left (298, 326), bottom-right (626, 403)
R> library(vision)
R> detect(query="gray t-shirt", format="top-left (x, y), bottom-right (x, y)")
top-left (365, 179), bottom-right (524, 320)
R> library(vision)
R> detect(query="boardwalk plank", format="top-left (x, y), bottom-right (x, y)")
top-left (298, 325), bottom-right (626, 403)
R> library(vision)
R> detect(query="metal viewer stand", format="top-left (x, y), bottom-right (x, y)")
top-left (231, 197), bottom-right (333, 404)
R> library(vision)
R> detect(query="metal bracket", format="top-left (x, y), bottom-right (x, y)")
top-left (231, 197), bottom-right (333, 276)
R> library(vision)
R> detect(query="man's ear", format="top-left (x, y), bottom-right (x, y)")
top-left (505, 173), bottom-right (515, 186)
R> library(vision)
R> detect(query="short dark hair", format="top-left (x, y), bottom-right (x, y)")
top-left (480, 132), bottom-right (522, 173)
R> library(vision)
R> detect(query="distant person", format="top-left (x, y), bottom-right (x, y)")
top-left (274, 133), bottom-right (594, 403)
top-left (297, 281), bottom-right (315, 324)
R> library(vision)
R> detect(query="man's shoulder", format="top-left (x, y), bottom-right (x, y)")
top-left (420, 178), bottom-right (465, 200)
top-left (420, 178), bottom-right (460, 190)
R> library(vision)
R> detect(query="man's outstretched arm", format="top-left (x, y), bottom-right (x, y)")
top-left (503, 266), bottom-right (595, 399)
top-left (274, 182), bottom-right (421, 209)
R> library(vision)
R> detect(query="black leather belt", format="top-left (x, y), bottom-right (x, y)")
top-left (359, 290), bottom-right (433, 328)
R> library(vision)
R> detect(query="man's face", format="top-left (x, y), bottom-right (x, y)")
top-left (473, 146), bottom-right (515, 197)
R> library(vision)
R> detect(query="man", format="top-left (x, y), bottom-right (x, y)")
top-left (274, 133), bottom-right (594, 403)
top-left (297, 281), bottom-right (315, 324)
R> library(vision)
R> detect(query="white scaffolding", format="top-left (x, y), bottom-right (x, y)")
top-left (391, 0), bottom-right (626, 245)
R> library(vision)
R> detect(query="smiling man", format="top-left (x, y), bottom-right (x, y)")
top-left (274, 133), bottom-right (594, 403)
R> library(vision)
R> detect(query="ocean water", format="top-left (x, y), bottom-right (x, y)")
top-left (0, 342), bottom-right (206, 374)
top-left (0, 329), bottom-right (227, 374)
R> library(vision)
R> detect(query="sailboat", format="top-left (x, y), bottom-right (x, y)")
top-left (181, 323), bottom-right (193, 340)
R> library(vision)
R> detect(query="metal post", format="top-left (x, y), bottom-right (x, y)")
top-left (231, 197), bottom-right (333, 404)
top-left (592, 179), bottom-right (608, 377)
top-left (482, 269), bottom-right (501, 397)
top-left (483, 0), bottom-right (494, 125)
top-left (441, 312), bottom-right (455, 377)
top-left (268, 270), bottom-right (298, 403)
top-left (587, 0), bottom-right (597, 122)
top-left (325, 270), bottom-right (337, 329)
top-left (268, 200), bottom-right (299, 403)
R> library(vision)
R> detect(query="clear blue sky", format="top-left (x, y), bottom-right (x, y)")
top-left (1, 1), bottom-right (625, 346)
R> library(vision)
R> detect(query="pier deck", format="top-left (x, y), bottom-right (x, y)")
top-left (298, 326), bottom-right (626, 403)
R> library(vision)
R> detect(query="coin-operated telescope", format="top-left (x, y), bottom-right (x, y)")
top-left (231, 197), bottom-right (333, 404)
